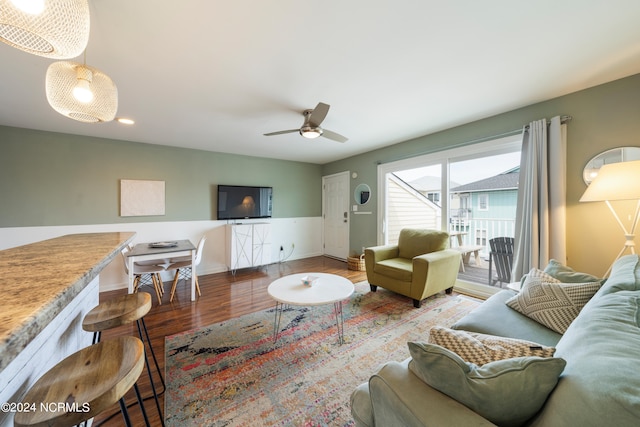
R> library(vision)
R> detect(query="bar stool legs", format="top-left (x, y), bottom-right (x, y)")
top-left (82, 292), bottom-right (165, 426)
top-left (14, 336), bottom-right (144, 427)
top-left (136, 316), bottom-right (165, 425)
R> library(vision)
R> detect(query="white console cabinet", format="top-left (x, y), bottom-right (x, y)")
top-left (226, 223), bottom-right (271, 272)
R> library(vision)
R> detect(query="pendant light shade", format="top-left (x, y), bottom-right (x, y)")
top-left (0, 0), bottom-right (90, 59)
top-left (46, 61), bottom-right (118, 123)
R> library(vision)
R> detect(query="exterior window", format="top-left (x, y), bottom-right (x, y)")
top-left (478, 193), bottom-right (489, 211)
top-left (427, 192), bottom-right (440, 204)
top-left (460, 195), bottom-right (469, 210)
top-left (475, 228), bottom-right (487, 246)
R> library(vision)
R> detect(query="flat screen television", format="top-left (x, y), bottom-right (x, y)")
top-left (217, 185), bottom-right (273, 220)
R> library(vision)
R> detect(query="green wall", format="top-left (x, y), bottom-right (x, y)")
top-left (0, 126), bottom-right (322, 226)
top-left (3, 73), bottom-right (640, 276)
top-left (323, 73), bottom-right (640, 276)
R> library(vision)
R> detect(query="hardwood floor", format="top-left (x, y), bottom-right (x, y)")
top-left (93, 256), bottom-right (367, 426)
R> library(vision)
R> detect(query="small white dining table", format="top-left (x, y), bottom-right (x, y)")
top-left (125, 239), bottom-right (197, 301)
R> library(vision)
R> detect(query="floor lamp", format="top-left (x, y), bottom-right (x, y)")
top-left (579, 159), bottom-right (640, 277)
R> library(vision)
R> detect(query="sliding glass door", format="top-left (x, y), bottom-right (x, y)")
top-left (377, 135), bottom-right (521, 292)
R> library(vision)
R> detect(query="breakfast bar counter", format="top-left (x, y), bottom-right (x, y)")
top-left (0, 232), bottom-right (134, 423)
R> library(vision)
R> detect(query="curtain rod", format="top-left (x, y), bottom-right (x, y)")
top-left (376, 115), bottom-right (572, 165)
top-left (523, 115), bottom-right (572, 130)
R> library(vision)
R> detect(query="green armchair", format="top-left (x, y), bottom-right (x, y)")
top-left (364, 228), bottom-right (461, 308)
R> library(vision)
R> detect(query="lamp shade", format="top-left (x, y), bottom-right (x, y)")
top-left (46, 61), bottom-right (118, 123)
top-left (0, 0), bottom-right (90, 59)
top-left (580, 160), bottom-right (640, 202)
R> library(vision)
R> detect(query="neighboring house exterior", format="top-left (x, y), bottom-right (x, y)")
top-left (450, 167), bottom-right (519, 248)
top-left (408, 175), bottom-right (461, 211)
top-left (386, 169), bottom-right (518, 248)
top-left (386, 174), bottom-right (440, 244)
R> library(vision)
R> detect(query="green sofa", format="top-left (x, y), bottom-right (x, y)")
top-left (351, 255), bottom-right (640, 426)
top-left (364, 228), bottom-right (461, 308)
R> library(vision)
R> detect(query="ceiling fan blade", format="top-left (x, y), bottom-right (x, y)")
top-left (321, 129), bottom-right (348, 143)
top-left (308, 102), bottom-right (330, 127)
top-left (264, 129), bottom-right (298, 136)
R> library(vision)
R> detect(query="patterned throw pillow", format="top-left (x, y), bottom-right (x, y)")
top-left (506, 268), bottom-right (602, 334)
top-left (428, 326), bottom-right (555, 365)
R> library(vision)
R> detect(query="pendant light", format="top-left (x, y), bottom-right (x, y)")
top-left (46, 53), bottom-right (118, 123)
top-left (0, 0), bottom-right (90, 59)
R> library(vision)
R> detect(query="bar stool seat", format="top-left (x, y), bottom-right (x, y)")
top-left (82, 292), bottom-right (164, 426)
top-left (82, 292), bottom-right (152, 334)
top-left (14, 336), bottom-right (144, 427)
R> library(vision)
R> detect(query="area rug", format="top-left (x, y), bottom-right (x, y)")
top-left (165, 282), bottom-right (480, 426)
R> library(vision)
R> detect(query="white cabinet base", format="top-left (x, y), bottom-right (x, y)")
top-left (226, 223), bottom-right (271, 272)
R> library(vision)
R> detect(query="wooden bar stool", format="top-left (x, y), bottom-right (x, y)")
top-left (82, 292), bottom-right (165, 426)
top-left (14, 336), bottom-right (144, 427)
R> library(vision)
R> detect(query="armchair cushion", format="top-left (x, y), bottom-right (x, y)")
top-left (375, 258), bottom-right (413, 281)
top-left (408, 342), bottom-right (566, 427)
top-left (397, 229), bottom-right (449, 259)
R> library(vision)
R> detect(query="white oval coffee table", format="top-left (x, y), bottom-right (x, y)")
top-left (267, 273), bottom-right (355, 344)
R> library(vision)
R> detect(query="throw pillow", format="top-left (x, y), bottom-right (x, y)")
top-left (507, 268), bottom-right (602, 334)
top-left (408, 342), bottom-right (566, 427)
top-left (519, 259), bottom-right (602, 286)
top-left (428, 326), bottom-right (555, 365)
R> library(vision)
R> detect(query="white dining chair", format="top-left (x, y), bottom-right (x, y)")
top-left (166, 236), bottom-right (206, 302)
top-left (121, 247), bottom-right (166, 305)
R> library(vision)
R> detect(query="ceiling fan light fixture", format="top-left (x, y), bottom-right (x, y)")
top-left (0, 0), bottom-right (90, 59)
top-left (46, 61), bottom-right (118, 123)
top-left (264, 102), bottom-right (347, 142)
top-left (300, 126), bottom-right (322, 139)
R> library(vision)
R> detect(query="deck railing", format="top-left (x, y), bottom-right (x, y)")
top-left (450, 218), bottom-right (515, 257)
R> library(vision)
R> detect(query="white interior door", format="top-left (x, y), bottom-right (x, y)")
top-left (323, 172), bottom-right (350, 259)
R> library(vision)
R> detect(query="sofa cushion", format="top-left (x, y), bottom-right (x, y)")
top-left (374, 258), bottom-right (413, 281)
top-left (530, 290), bottom-right (640, 426)
top-left (407, 342), bottom-right (566, 427)
top-left (543, 259), bottom-right (602, 283)
top-left (518, 259), bottom-right (602, 286)
top-left (428, 326), bottom-right (555, 366)
top-left (506, 268), bottom-right (601, 334)
top-left (452, 290), bottom-right (562, 346)
top-left (598, 254), bottom-right (640, 295)
top-left (397, 229), bottom-right (449, 260)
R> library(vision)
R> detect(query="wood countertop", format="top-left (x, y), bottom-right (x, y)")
top-left (0, 232), bottom-right (135, 372)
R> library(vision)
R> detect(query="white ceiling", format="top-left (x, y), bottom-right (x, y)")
top-left (2, 1), bottom-right (640, 164)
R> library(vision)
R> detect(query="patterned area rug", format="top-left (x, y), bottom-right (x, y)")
top-left (165, 281), bottom-right (480, 426)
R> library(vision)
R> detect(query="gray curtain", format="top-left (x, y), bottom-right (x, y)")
top-left (512, 116), bottom-right (567, 279)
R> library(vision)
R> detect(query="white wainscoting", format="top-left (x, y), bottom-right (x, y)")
top-left (0, 217), bottom-right (323, 292)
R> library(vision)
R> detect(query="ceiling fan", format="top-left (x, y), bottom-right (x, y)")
top-left (264, 102), bottom-right (348, 143)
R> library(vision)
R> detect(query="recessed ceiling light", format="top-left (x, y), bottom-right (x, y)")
top-left (116, 117), bottom-right (135, 125)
